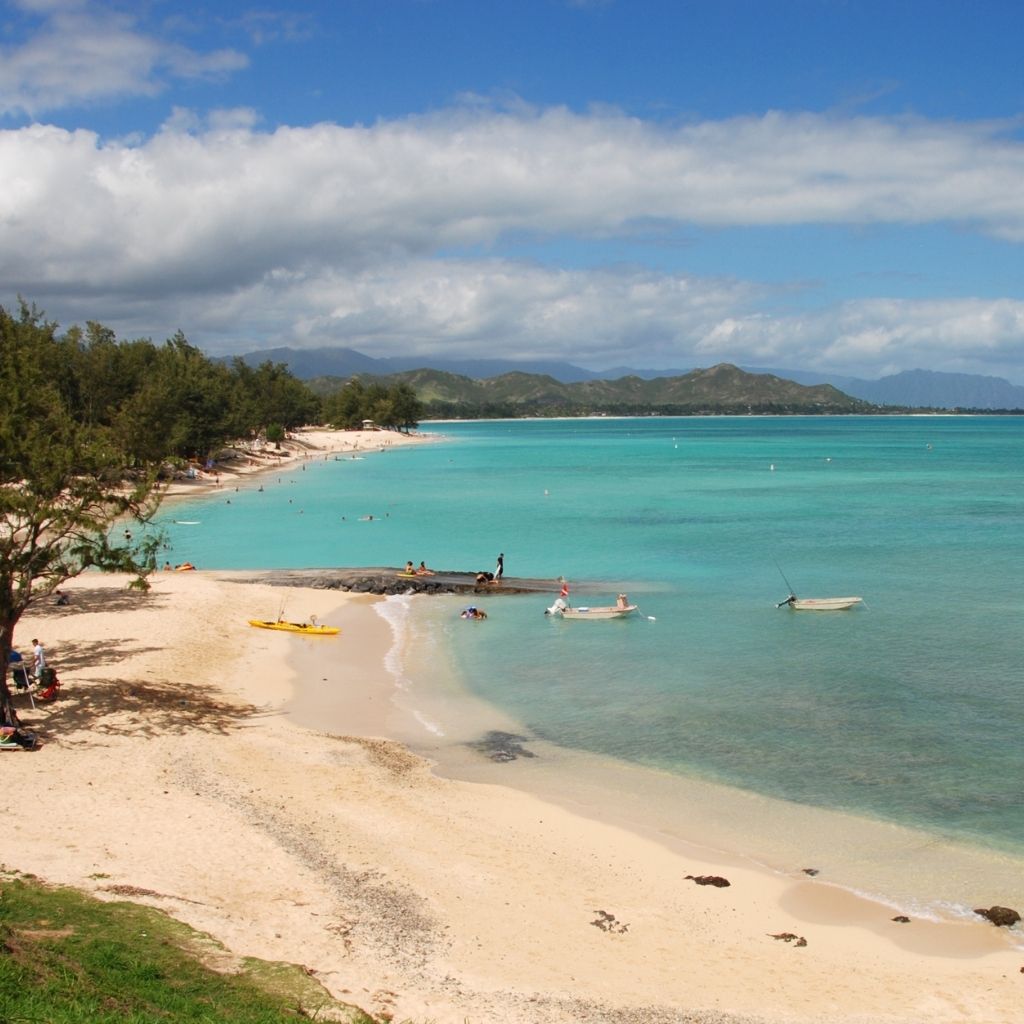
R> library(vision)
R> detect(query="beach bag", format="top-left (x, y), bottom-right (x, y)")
top-left (12, 665), bottom-right (30, 690)
top-left (1, 729), bottom-right (39, 750)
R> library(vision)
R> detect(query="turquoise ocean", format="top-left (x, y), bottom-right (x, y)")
top-left (159, 416), bottom-right (1024, 917)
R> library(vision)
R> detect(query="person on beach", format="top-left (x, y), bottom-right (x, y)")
top-left (9, 650), bottom-right (29, 691)
top-left (416, 561), bottom-right (435, 575)
top-left (404, 561), bottom-right (415, 575)
top-left (31, 638), bottom-right (45, 683)
top-left (494, 552), bottom-right (504, 582)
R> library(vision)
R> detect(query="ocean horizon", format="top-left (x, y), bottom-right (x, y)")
top-left (160, 415), bottom-right (1024, 920)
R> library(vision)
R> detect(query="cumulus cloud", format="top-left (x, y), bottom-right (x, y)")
top-left (692, 299), bottom-right (1024, 379)
top-left (2, 103), bottom-right (1024, 380)
top-left (0, 1), bottom-right (247, 117)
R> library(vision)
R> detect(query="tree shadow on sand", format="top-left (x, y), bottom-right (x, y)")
top-left (30, 584), bottom-right (165, 620)
top-left (42, 637), bottom-right (167, 674)
top-left (36, 678), bottom-right (261, 740)
top-left (25, 637), bottom-right (262, 740)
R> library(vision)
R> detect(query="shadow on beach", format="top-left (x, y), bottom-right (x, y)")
top-left (21, 631), bottom-right (262, 740)
top-left (31, 585), bottom-right (165, 619)
top-left (33, 676), bottom-right (262, 740)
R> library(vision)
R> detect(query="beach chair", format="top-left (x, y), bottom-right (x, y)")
top-left (10, 659), bottom-right (35, 709)
top-left (37, 667), bottom-right (61, 701)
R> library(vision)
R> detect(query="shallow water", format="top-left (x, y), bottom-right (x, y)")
top-left (162, 416), bottom-right (1024, 910)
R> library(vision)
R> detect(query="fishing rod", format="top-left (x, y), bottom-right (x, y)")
top-left (772, 557), bottom-right (797, 605)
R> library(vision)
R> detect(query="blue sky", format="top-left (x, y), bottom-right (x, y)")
top-left (2, 0), bottom-right (1024, 382)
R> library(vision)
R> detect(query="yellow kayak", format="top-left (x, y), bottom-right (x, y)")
top-left (248, 619), bottom-right (340, 635)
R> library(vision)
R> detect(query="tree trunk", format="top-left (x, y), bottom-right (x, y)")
top-left (0, 634), bottom-right (20, 728)
top-left (0, 614), bottom-right (22, 729)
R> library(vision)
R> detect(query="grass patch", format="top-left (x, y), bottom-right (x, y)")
top-left (0, 874), bottom-right (379, 1022)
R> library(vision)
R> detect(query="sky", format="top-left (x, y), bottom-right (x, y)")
top-left (2, 0), bottom-right (1024, 382)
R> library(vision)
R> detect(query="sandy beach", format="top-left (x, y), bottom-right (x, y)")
top-left (158, 425), bottom-right (433, 501)
top-left (4, 431), bottom-right (1023, 1024)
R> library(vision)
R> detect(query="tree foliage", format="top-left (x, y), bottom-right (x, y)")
top-left (1, 305), bottom-right (159, 724)
top-left (0, 303), bottom-right (323, 725)
top-left (321, 378), bottom-right (422, 432)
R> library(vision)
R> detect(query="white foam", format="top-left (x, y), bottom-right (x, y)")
top-left (374, 594), bottom-right (412, 685)
top-left (373, 595), bottom-right (446, 736)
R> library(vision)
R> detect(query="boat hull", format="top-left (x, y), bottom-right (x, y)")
top-left (787, 597), bottom-right (862, 611)
top-left (248, 620), bottom-right (340, 635)
top-left (556, 605), bottom-right (638, 619)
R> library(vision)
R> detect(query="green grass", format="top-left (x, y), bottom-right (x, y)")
top-left (0, 872), bottom-right (381, 1023)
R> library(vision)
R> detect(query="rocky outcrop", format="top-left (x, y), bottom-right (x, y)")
top-left (235, 568), bottom-right (566, 598)
top-left (974, 906), bottom-right (1021, 928)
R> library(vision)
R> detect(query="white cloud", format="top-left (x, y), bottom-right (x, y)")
top-left (0, 1), bottom-right (247, 116)
top-left (2, 104), bottom-right (1024, 380)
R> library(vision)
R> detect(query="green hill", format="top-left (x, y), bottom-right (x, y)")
top-left (307, 362), bottom-right (873, 417)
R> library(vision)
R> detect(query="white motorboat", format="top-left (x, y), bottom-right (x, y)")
top-left (546, 595), bottom-right (638, 619)
top-left (778, 595), bottom-right (863, 611)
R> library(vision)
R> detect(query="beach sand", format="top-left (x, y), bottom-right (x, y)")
top-left (4, 432), bottom-right (1023, 1024)
top-left (159, 425), bottom-right (431, 501)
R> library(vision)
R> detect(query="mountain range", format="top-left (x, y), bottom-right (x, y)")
top-left (229, 346), bottom-right (1024, 410)
top-left (349, 363), bottom-right (868, 415)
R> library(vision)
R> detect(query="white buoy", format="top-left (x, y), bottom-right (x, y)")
top-left (770, 463), bottom-right (775, 471)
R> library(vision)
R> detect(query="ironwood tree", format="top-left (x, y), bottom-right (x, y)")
top-left (0, 303), bottom-right (164, 726)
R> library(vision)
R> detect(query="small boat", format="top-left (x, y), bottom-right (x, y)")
top-left (545, 596), bottom-right (637, 620)
top-left (777, 595), bottom-right (862, 611)
top-left (248, 619), bottom-right (340, 635)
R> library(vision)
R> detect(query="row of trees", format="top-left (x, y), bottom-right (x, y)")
top-left (321, 377), bottom-right (422, 432)
top-left (48, 322), bottom-right (321, 463)
top-left (0, 302), bottom-right (422, 725)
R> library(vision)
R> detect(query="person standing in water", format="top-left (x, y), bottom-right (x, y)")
top-left (494, 552), bottom-right (504, 582)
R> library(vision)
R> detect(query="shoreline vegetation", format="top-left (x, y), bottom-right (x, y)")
top-left (7, 426), bottom-right (1024, 1024)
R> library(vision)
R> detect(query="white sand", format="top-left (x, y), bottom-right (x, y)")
top-left (4, 429), bottom-right (1023, 1024)
top-left (160, 425), bottom-right (432, 501)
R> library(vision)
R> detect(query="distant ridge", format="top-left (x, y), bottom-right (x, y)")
top-left (227, 346), bottom-right (1024, 410)
top-left (305, 362), bottom-right (869, 415)
top-left (839, 369), bottom-right (1024, 410)
top-left (743, 367), bottom-right (1024, 410)
top-left (228, 345), bottom-right (603, 383)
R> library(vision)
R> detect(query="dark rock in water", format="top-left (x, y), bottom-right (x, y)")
top-left (974, 906), bottom-right (1021, 928)
top-left (468, 730), bottom-right (537, 762)
top-left (685, 874), bottom-right (731, 888)
top-left (892, 915), bottom-right (911, 924)
top-left (802, 867), bottom-right (819, 877)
